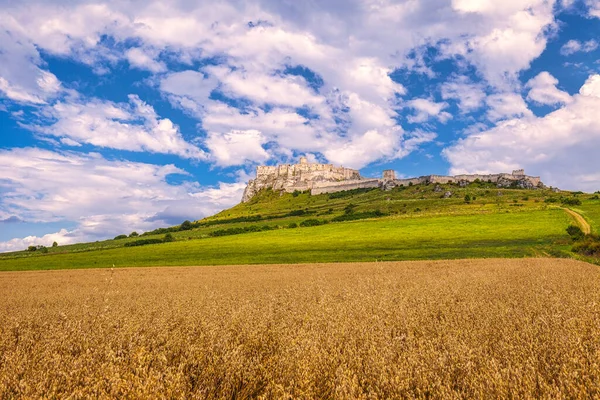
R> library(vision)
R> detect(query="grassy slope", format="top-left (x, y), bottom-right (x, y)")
top-left (0, 183), bottom-right (597, 271)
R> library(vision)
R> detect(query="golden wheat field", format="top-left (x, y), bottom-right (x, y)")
top-left (1, 259), bottom-right (599, 399)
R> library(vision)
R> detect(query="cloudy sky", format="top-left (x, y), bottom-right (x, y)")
top-left (1, 0), bottom-right (600, 252)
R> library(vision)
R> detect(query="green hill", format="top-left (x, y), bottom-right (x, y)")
top-left (1, 182), bottom-right (599, 271)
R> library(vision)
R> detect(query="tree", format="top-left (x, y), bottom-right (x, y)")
top-left (179, 220), bottom-right (193, 231)
top-left (464, 194), bottom-right (471, 203)
top-left (52, 241), bottom-right (58, 248)
top-left (129, 232), bottom-right (139, 237)
top-left (163, 233), bottom-right (175, 242)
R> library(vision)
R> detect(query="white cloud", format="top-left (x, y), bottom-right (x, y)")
top-left (525, 72), bottom-right (572, 106)
top-left (0, 229), bottom-right (75, 253)
top-left (27, 93), bottom-right (206, 159)
top-left (441, 76), bottom-right (487, 113)
top-left (206, 65), bottom-right (324, 108)
top-left (486, 93), bottom-right (533, 121)
top-left (205, 129), bottom-right (271, 167)
top-left (125, 47), bottom-right (166, 73)
top-left (560, 39), bottom-right (599, 56)
top-left (587, 0), bottom-right (600, 18)
top-left (443, 74), bottom-right (600, 191)
top-left (0, 147), bottom-right (246, 251)
top-left (406, 98), bottom-right (452, 123)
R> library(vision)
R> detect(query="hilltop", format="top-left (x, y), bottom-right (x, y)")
top-left (1, 174), bottom-right (599, 270)
top-left (242, 157), bottom-right (544, 202)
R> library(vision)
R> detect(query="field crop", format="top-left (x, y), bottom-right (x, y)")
top-left (1, 258), bottom-right (599, 398)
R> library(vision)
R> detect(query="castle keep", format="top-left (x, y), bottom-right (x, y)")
top-left (241, 158), bottom-right (543, 202)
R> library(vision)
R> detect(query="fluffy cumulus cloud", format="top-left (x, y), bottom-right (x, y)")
top-left (444, 74), bottom-right (600, 192)
top-left (525, 72), bottom-right (572, 106)
top-left (0, 148), bottom-right (244, 251)
top-left (0, 0), bottom-right (564, 168)
top-left (441, 76), bottom-right (487, 113)
top-left (26, 93), bottom-right (206, 159)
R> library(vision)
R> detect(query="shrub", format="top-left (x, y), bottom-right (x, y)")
top-left (591, 195), bottom-right (599, 200)
top-left (344, 204), bottom-right (357, 215)
top-left (129, 232), bottom-right (139, 238)
top-left (124, 238), bottom-right (164, 247)
top-left (572, 235), bottom-right (600, 256)
top-left (332, 211), bottom-right (387, 222)
top-left (286, 210), bottom-right (307, 217)
top-left (300, 219), bottom-right (327, 227)
top-left (179, 220), bottom-right (193, 231)
top-left (27, 245), bottom-right (48, 253)
top-left (464, 194), bottom-right (471, 203)
top-left (163, 233), bottom-right (175, 242)
top-left (209, 225), bottom-right (276, 237)
top-left (288, 222), bottom-right (298, 229)
top-left (114, 234), bottom-right (128, 240)
top-left (562, 198), bottom-right (582, 206)
top-left (566, 225), bottom-right (585, 241)
top-left (544, 198), bottom-right (558, 203)
top-left (292, 190), bottom-right (301, 197)
top-left (52, 242), bottom-right (58, 248)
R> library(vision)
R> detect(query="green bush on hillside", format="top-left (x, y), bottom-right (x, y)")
top-left (566, 225), bottom-right (585, 241)
top-left (299, 219), bottom-right (327, 227)
top-left (124, 238), bottom-right (164, 247)
top-left (562, 198), bottom-right (582, 206)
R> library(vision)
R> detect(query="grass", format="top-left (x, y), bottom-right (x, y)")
top-left (1, 184), bottom-right (597, 270)
top-left (1, 258), bottom-right (599, 398)
top-left (0, 208), bottom-right (572, 271)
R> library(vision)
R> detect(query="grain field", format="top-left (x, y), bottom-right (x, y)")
top-left (1, 258), bottom-right (599, 398)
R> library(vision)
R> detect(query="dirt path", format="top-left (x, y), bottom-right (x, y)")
top-left (563, 208), bottom-right (592, 235)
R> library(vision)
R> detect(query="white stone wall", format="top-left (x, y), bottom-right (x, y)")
top-left (242, 162), bottom-right (543, 202)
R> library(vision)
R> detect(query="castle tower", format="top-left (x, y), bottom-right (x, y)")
top-left (383, 170), bottom-right (396, 181)
top-left (512, 169), bottom-right (525, 177)
top-left (299, 156), bottom-right (308, 165)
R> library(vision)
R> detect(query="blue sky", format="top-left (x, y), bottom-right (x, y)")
top-left (1, 0), bottom-right (600, 251)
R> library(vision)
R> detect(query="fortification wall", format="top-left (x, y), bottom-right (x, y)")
top-left (243, 161), bottom-right (544, 202)
top-left (310, 179), bottom-right (380, 196)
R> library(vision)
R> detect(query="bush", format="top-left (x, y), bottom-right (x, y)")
top-left (179, 220), bottom-right (193, 231)
top-left (562, 198), bottom-right (582, 206)
top-left (332, 211), bottom-right (387, 222)
top-left (344, 204), bottom-right (357, 215)
top-left (163, 233), bottom-right (175, 242)
top-left (286, 210), bottom-right (308, 217)
top-left (114, 234), bottom-right (128, 240)
top-left (299, 219), bottom-right (327, 227)
top-left (292, 190), bottom-right (301, 197)
top-left (566, 225), bottom-right (585, 241)
top-left (129, 232), bottom-right (139, 238)
top-left (544, 198), bottom-right (559, 203)
top-left (591, 195), bottom-right (599, 200)
top-left (288, 222), bottom-right (298, 229)
top-left (52, 241), bottom-right (58, 248)
top-left (27, 245), bottom-right (48, 253)
top-left (124, 238), bottom-right (164, 247)
top-left (209, 225), bottom-right (276, 237)
top-left (464, 194), bottom-right (471, 203)
top-left (572, 235), bottom-right (600, 256)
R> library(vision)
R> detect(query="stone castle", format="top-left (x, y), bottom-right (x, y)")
top-left (241, 157), bottom-right (543, 202)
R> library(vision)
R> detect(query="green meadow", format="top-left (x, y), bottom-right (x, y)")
top-left (1, 183), bottom-right (598, 271)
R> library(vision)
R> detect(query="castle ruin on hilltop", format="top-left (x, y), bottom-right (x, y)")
top-left (241, 157), bottom-right (544, 202)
